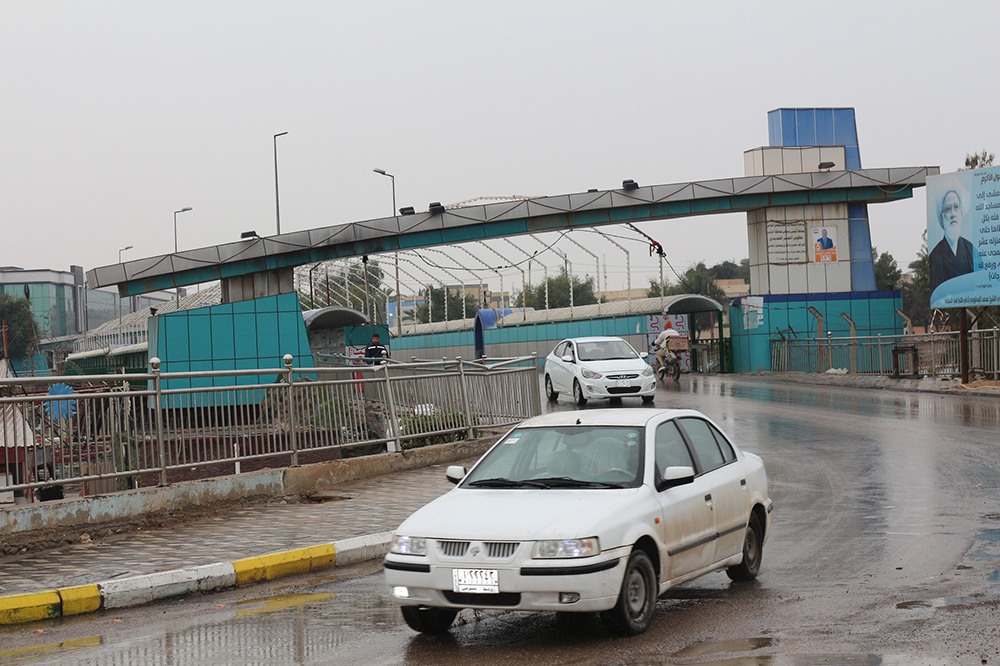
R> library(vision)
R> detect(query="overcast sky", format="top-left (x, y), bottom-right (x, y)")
top-left (2, 1), bottom-right (997, 295)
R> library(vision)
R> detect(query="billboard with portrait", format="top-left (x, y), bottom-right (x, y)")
top-left (811, 226), bottom-right (838, 263)
top-left (927, 166), bottom-right (1000, 308)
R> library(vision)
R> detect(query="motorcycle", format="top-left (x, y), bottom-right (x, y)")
top-left (655, 347), bottom-right (681, 383)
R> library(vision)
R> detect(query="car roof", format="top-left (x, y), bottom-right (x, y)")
top-left (517, 408), bottom-right (705, 428)
top-left (560, 336), bottom-right (627, 343)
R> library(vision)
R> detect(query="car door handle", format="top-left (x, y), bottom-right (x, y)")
top-left (704, 494), bottom-right (712, 502)
top-left (740, 479), bottom-right (747, 487)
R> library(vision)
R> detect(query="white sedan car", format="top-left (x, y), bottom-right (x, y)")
top-left (383, 408), bottom-right (772, 636)
top-left (544, 336), bottom-right (657, 405)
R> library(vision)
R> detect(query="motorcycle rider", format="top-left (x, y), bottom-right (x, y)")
top-left (653, 326), bottom-right (680, 371)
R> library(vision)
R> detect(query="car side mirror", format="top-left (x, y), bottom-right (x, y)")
top-left (656, 465), bottom-right (695, 492)
top-left (639, 351), bottom-right (649, 359)
top-left (561, 354), bottom-right (574, 363)
top-left (446, 465), bottom-right (467, 485)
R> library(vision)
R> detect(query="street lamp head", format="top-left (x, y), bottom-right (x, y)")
top-left (373, 168), bottom-right (386, 175)
top-left (121, 245), bottom-right (133, 252)
top-left (274, 131), bottom-right (288, 138)
top-left (175, 207), bottom-right (192, 214)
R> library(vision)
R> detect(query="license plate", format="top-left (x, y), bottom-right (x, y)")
top-left (617, 379), bottom-right (629, 387)
top-left (452, 568), bottom-right (499, 594)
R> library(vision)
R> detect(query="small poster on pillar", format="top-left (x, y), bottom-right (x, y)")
top-left (812, 226), bottom-right (838, 263)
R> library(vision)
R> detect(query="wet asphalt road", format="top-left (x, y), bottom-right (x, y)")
top-left (3, 375), bottom-right (999, 665)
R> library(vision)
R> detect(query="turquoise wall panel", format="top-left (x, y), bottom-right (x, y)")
top-left (255, 297), bottom-right (278, 313)
top-left (212, 316), bottom-right (235, 361)
top-left (163, 316), bottom-right (189, 369)
top-left (256, 313), bottom-right (279, 357)
top-left (188, 315), bottom-right (212, 361)
top-left (232, 299), bottom-right (254, 314)
top-left (278, 312), bottom-right (302, 357)
top-left (234, 314), bottom-right (258, 358)
top-left (152, 292), bottom-right (312, 400)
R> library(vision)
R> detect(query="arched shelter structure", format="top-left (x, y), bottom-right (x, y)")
top-left (302, 306), bottom-right (368, 365)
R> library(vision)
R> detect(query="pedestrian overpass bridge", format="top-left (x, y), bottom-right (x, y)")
top-left (88, 166), bottom-right (935, 298)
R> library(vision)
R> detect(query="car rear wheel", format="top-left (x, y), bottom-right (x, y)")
top-left (602, 550), bottom-right (656, 636)
top-left (573, 380), bottom-right (588, 406)
top-left (545, 375), bottom-right (559, 402)
top-left (726, 511), bottom-right (763, 581)
top-left (400, 606), bottom-right (459, 634)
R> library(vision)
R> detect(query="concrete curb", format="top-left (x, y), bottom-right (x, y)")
top-left (0, 531), bottom-right (394, 625)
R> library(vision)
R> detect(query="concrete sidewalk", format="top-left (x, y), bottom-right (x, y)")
top-left (0, 456), bottom-right (478, 625)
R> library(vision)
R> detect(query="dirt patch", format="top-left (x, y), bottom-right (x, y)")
top-left (0, 493), bottom-right (306, 558)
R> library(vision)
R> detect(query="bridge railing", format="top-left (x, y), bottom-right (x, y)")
top-left (1, 354), bottom-right (540, 504)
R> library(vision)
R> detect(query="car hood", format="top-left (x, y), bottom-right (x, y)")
top-left (576, 358), bottom-right (649, 373)
top-left (395, 487), bottom-right (644, 542)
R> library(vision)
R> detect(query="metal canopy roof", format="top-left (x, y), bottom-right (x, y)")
top-left (663, 294), bottom-right (723, 314)
top-left (88, 166), bottom-right (938, 297)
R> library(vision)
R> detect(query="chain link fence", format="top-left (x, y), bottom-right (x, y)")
top-left (770, 329), bottom-right (1000, 378)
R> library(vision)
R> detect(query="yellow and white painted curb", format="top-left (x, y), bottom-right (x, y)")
top-left (0, 531), bottom-right (393, 625)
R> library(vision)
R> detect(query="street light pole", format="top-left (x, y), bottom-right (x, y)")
top-left (374, 168), bottom-right (402, 337)
top-left (173, 207), bottom-right (193, 307)
top-left (118, 245), bottom-right (133, 326)
top-left (274, 132), bottom-right (288, 234)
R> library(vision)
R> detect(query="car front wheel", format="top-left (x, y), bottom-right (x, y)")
top-left (726, 511), bottom-right (763, 581)
top-left (602, 550), bottom-right (656, 636)
top-left (400, 606), bottom-right (459, 634)
top-left (545, 375), bottom-right (559, 402)
top-left (573, 380), bottom-right (588, 406)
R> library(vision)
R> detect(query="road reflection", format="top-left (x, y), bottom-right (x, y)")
top-left (1, 589), bottom-right (405, 666)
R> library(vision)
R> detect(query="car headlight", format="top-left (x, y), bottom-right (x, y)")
top-left (391, 535), bottom-right (427, 555)
top-left (532, 538), bottom-right (600, 559)
top-left (580, 368), bottom-right (602, 380)
top-left (641, 365), bottom-right (655, 377)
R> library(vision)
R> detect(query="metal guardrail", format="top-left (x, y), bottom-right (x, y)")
top-left (770, 329), bottom-right (1000, 378)
top-left (1, 354), bottom-right (540, 503)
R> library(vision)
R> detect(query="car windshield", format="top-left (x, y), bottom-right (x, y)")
top-left (576, 340), bottom-right (639, 362)
top-left (462, 425), bottom-right (644, 489)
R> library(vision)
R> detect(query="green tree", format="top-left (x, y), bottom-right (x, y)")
top-left (415, 286), bottom-right (480, 323)
top-left (903, 230), bottom-right (930, 328)
top-left (513, 269), bottom-right (599, 310)
top-left (706, 258), bottom-right (750, 281)
top-left (962, 150), bottom-right (995, 171)
top-left (646, 261), bottom-right (728, 302)
top-left (0, 294), bottom-right (38, 360)
top-left (872, 247), bottom-right (902, 291)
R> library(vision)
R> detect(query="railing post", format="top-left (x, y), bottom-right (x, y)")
top-left (994, 328), bottom-right (999, 380)
top-left (456, 357), bottom-right (475, 440)
top-left (151, 357), bottom-right (168, 487)
top-left (876, 335), bottom-right (883, 375)
top-left (531, 352), bottom-right (542, 416)
top-left (383, 362), bottom-right (400, 453)
top-left (930, 336), bottom-right (936, 376)
top-left (284, 354), bottom-right (299, 467)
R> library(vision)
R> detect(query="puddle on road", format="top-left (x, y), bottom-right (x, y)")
top-left (672, 637), bottom-right (775, 658)
top-left (897, 592), bottom-right (1000, 610)
top-left (632, 641), bottom-right (981, 665)
top-left (235, 591), bottom-right (337, 616)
